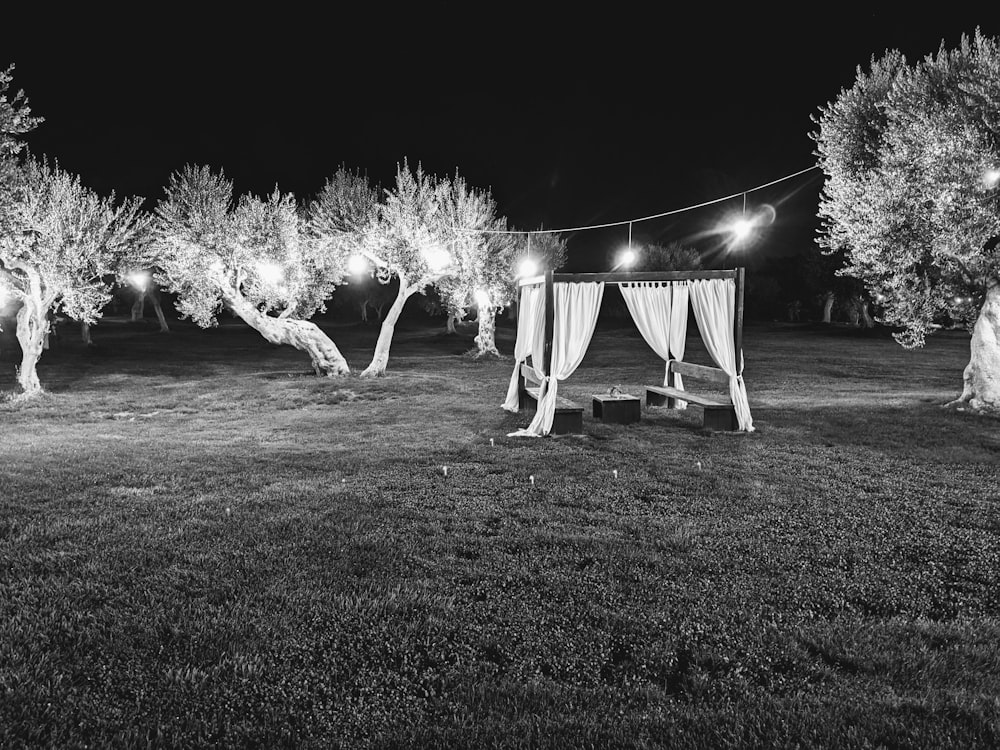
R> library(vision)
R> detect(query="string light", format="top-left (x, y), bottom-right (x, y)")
top-left (458, 165), bottom-right (819, 236)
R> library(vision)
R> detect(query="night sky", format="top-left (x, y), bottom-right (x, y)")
top-left (3, 8), bottom-right (995, 271)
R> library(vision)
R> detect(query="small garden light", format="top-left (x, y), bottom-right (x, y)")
top-left (474, 288), bottom-right (491, 308)
top-left (984, 168), bottom-right (1000, 188)
top-left (127, 270), bottom-right (150, 292)
top-left (730, 217), bottom-right (755, 242)
top-left (256, 262), bottom-right (284, 286)
top-left (611, 247), bottom-right (637, 271)
top-left (421, 244), bottom-right (452, 273)
top-left (347, 254), bottom-right (369, 275)
top-left (518, 257), bottom-right (539, 278)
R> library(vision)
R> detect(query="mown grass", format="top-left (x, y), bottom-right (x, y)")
top-left (1, 315), bottom-right (998, 748)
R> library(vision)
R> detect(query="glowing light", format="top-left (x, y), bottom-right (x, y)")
top-left (347, 254), bottom-right (369, 275)
top-left (731, 218), bottom-right (755, 241)
top-left (209, 259), bottom-right (225, 276)
top-left (421, 244), bottom-right (452, 273)
top-left (984, 169), bottom-right (1000, 188)
top-left (256, 262), bottom-right (284, 285)
top-left (518, 257), bottom-right (539, 277)
top-left (618, 248), bottom-right (637, 268)
top-left (474, 288), bottom-right (491, 308)
top-left (127, 270), bottom-right (150, 292)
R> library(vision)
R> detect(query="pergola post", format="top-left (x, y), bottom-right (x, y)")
top-left (543, 269), bottom-right (554, 376)
top-left (734, 266), bottom-right (745, 374)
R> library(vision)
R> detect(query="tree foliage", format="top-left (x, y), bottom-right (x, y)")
top-left (814, 30), bottom-right (1000, 348)
top-left (1, 157), bottom-right (147, 322)
top-left (0, 157), bottom-right (147, 392)
top-left (634, 241), bottom-right (703, 271)
top-left (0, 65), bottom-right (42, 159)
top-left (436, 173), bottom-right (518, 318)
top-left (152, 165), bottom-right (345, 327)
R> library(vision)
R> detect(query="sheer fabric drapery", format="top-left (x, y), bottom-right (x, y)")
top-left (619, 281), bottom-right (690, 408)
top-left (502, 284), bottom-right (546, 411)
top-left (688, 278), bottom-right (754, 431)
top-left (510, 281), bottom-right (605, 436)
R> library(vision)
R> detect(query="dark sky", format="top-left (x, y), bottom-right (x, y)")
top-left (3, 8), bottom-right (994, 270)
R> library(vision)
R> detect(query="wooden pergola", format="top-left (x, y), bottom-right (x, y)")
top-left (517, 267), bottom-right (745, 379)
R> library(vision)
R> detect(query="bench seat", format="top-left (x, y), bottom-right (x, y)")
top-left (646, 385), bottom-right (731, 408)
top-left (645, 361), bottom-right (739, 431)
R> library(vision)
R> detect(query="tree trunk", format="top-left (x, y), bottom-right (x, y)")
top-left (15, 297), bottom-right (47, 395)
top-left (446, 314), bottom-right (459, 334)
top-left (948, 283), bottom-right (1000, 412)
top-left (361, 281), bottom-right (411, 378)
top-left (821, 292), bottom-right (835, 323)
top-left (149, 288), bottom-right (170, 333)
top-left (221, 286), bottom-right (350, 376)
top-left (81, 320), bottom-right (93, 346)
top-left (859, 300), bottom-right (874, 328)
top-left (359, 301), bottom-right (369, 323)
top-left (473, 305), bottom-right (501, 357)
top-left (131, 293), bottom-right (145, 322)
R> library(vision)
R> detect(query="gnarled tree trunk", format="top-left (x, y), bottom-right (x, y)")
top-left (81, 320), bottom-right (93, 346)
top-left (859, 299), bottom-right (874, 328)
top-left (131, 292), bottom-right (145, 322)
top-left (149, 288), bottom-right (170, 333)
top-left (446, 313), bottom-right (460, 334)
top-left (948, 282), bottom-right (1000, 412)
top-left (473, 305), bottom-right (501, 358)
top-left (361, 278), bottom-right (411, 378)
top-left (15, 297), bottom-right (47, 395)
top-left (821, 291), bottom-right (835, 323)
top-left (221, 286), bottom-right (349, 376)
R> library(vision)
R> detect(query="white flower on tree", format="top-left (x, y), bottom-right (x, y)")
top-left (0, 158), bottom-right (147, 395)
top-left (814, 30), bottom-right (1000, 412)
top-left (151, 165), bottom-right (350, 376)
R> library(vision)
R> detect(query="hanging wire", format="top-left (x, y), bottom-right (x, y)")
top-left (462, 164), bottom-right (820, 236)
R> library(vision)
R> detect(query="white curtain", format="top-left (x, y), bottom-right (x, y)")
top-left (669, 282), bottom-right (689, 404)
top-left (502, 284), bottom-right (546, 411)
top-left (510, 281), bottom-right (605, 437)
top-left (619, 281), bottom-right (689, 408)
top-left (688, 278), bottom-right (754, 431)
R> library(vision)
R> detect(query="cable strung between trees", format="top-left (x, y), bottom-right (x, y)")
top-left (459, 164), bottom-right (820, 236)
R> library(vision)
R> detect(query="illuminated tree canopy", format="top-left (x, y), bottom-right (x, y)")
top-left (151, 165), bottom-right (351, 375)
top-left (0, 157), bottom-right (147, 394)
top-left (312, 160), bottom-right (457, 377)
top-left (814, 29), bottom-right (1000, 411)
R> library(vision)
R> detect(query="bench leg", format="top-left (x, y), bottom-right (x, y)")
top-left (551, 410), bottom-right (583, 434)
top-left (703, 406), bottom-right (738, 431)
top-left (646, 389), bottom-right (667, 407)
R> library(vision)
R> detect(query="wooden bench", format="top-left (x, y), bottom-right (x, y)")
top-left (646, 361), bottom-right (738, 431)
top-left (518, 364), bottom-right (584, 434)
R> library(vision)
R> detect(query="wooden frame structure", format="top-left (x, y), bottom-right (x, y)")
top-left (517, 268), bottom-right (746, 382)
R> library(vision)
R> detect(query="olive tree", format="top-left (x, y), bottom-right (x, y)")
top-left (814, 30), bottom-right (1000, 411)
top-left (0, 157), bottom-right (147, 394)
top-left (436, 173), bottom-right (518, 358)
top-left (151, 165), bottom-right (350, 375)
top-left (316, 160), bottom-right (455, 378)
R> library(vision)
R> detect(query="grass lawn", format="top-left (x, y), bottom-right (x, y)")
top-left (1, 314), bottom-right (998, 748)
